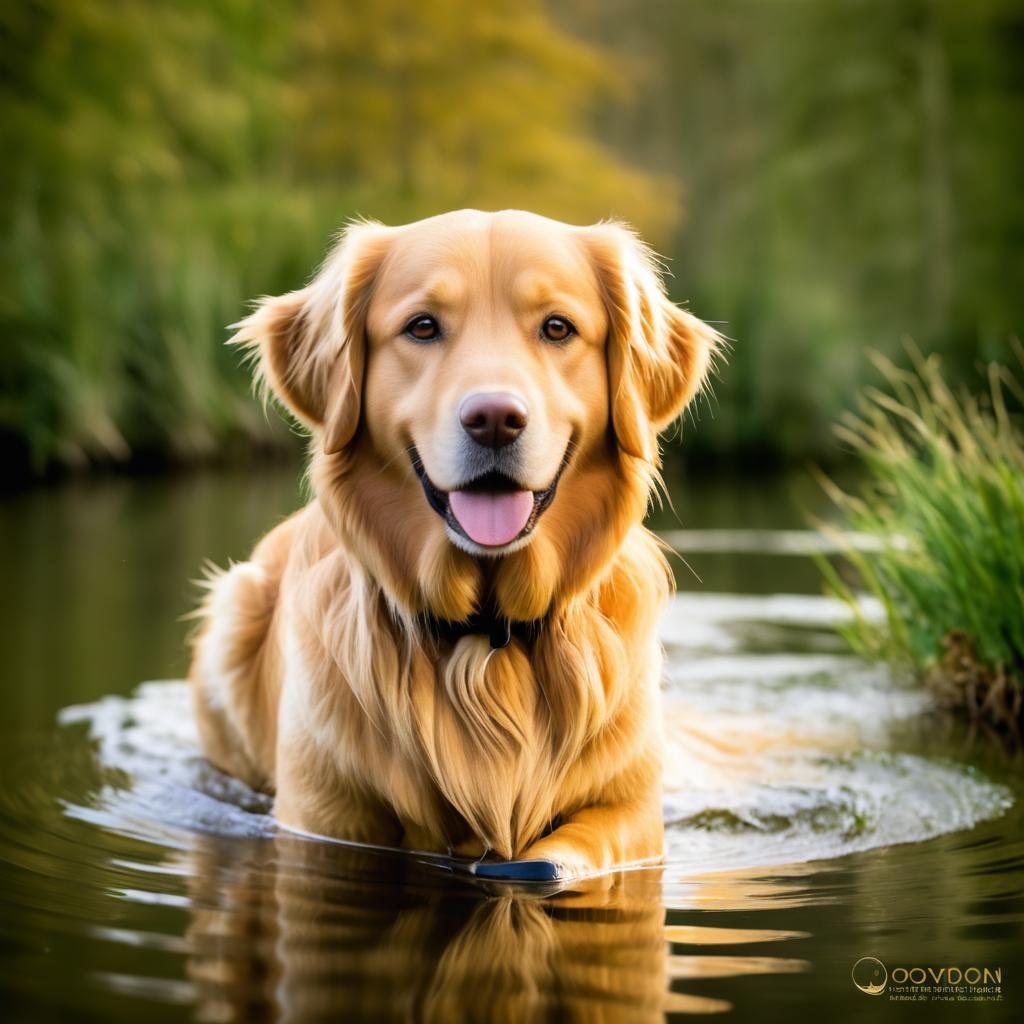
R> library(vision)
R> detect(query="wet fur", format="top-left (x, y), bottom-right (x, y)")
top-left (190, 210), bottom-right (717, 877)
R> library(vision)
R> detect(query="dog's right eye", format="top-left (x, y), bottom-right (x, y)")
top-left (404, 315), bottom-right (441, 343)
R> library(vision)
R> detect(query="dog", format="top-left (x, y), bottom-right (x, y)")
top-left (189, 209), bottom-right (717, 880)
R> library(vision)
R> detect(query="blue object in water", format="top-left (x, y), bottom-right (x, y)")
top-left (471, 859), bottom-right (561, 881)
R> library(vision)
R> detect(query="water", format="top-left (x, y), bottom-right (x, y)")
top-left (1, 466), bottom-right (1021, 1021)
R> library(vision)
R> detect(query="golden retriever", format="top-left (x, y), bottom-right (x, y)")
top-left (189, 209), bottom-right (717, 881)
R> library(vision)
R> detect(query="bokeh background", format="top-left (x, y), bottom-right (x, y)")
top-left (1, 0), bottom-right (1022, 479)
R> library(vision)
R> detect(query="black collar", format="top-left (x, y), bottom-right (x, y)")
top-left (417, 597), bottom-right (545, 650)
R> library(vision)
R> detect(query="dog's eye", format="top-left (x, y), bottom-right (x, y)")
top-left (405, 315), bottom-right (441, 342)
top-left (541, 316), bottom-right (575, 343)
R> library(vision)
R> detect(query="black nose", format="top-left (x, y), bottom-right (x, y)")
top-left (459, 392), bottom-right (529, 448)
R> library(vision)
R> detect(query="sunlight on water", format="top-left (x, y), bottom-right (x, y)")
top-left (662, 592), bottom-right (1011, 872)
top-left (4, 471), bottom-right (1022, 1021)
top-left (58, 591), bottom-right (1013, 877)
top-left (2, 501), bottom-right (1018, 1021)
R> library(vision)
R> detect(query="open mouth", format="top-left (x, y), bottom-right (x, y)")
top-left (410, 449), bottom-right (567, 550)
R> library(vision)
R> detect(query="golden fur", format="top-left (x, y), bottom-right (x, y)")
top-left (190, 209), bottom-right (717, 878)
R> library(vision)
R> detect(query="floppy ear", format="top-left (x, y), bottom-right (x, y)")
top-left (231, 221), bottom-right (392, 454)
top-left (584, 223), bottom-right (719, 462)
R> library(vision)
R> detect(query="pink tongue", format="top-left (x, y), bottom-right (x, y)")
top-left (449, 490), bottom-right (534, 547)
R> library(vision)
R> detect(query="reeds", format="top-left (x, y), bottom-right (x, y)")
top-left (4, 184), bottom-right (346, 472)
top-left (817, 342), bottom-right (1024, 738)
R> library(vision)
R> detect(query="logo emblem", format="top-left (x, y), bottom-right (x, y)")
top-left (852, 957), bottom-right (888, 995)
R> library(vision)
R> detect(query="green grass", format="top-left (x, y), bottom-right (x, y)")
top-left (817, 343), bottom-right (1024, 737)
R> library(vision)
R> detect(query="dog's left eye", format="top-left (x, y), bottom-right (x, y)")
top-left (405, 315), bottom-right (441, 342)
top-left (541, 316), bottom-right (576, 343)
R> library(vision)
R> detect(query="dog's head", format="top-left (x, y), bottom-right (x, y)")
top-left (235, 210), bottom-right (717, 621)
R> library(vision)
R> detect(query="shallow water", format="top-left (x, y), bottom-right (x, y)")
top-left (1, 466), bottom-right (1021, 1021)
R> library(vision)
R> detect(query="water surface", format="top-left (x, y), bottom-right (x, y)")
top-left (1, 466), bottom-right (1021, 1021)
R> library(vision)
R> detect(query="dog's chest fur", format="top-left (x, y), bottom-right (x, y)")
top-left (291, 576), bottom-right (640, 860)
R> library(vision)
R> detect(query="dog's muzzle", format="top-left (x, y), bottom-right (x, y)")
top-left (410, 447), bottom-right (568, 550)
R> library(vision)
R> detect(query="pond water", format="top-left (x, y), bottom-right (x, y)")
top-left (1, 465), bottom-right (1021, 1021)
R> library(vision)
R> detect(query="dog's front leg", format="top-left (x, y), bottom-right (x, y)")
top-left (274, 732), bottom-right (403, 847)
top-left (474, 787), bottom-right (664, 883)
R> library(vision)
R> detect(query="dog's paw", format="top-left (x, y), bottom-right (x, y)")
top-left (470, 859), bottom-right (562, 882)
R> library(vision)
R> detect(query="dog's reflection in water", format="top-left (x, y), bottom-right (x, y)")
top-left (185, 832), bottom-right (717, 1022)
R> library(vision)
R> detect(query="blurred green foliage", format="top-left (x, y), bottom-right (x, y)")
top-left (1, 0), bottom-right (1022, 477)
top-left (576, 0), bottom-right (1024, 463)
top-left (0, 0), bottom-right (673, 473)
